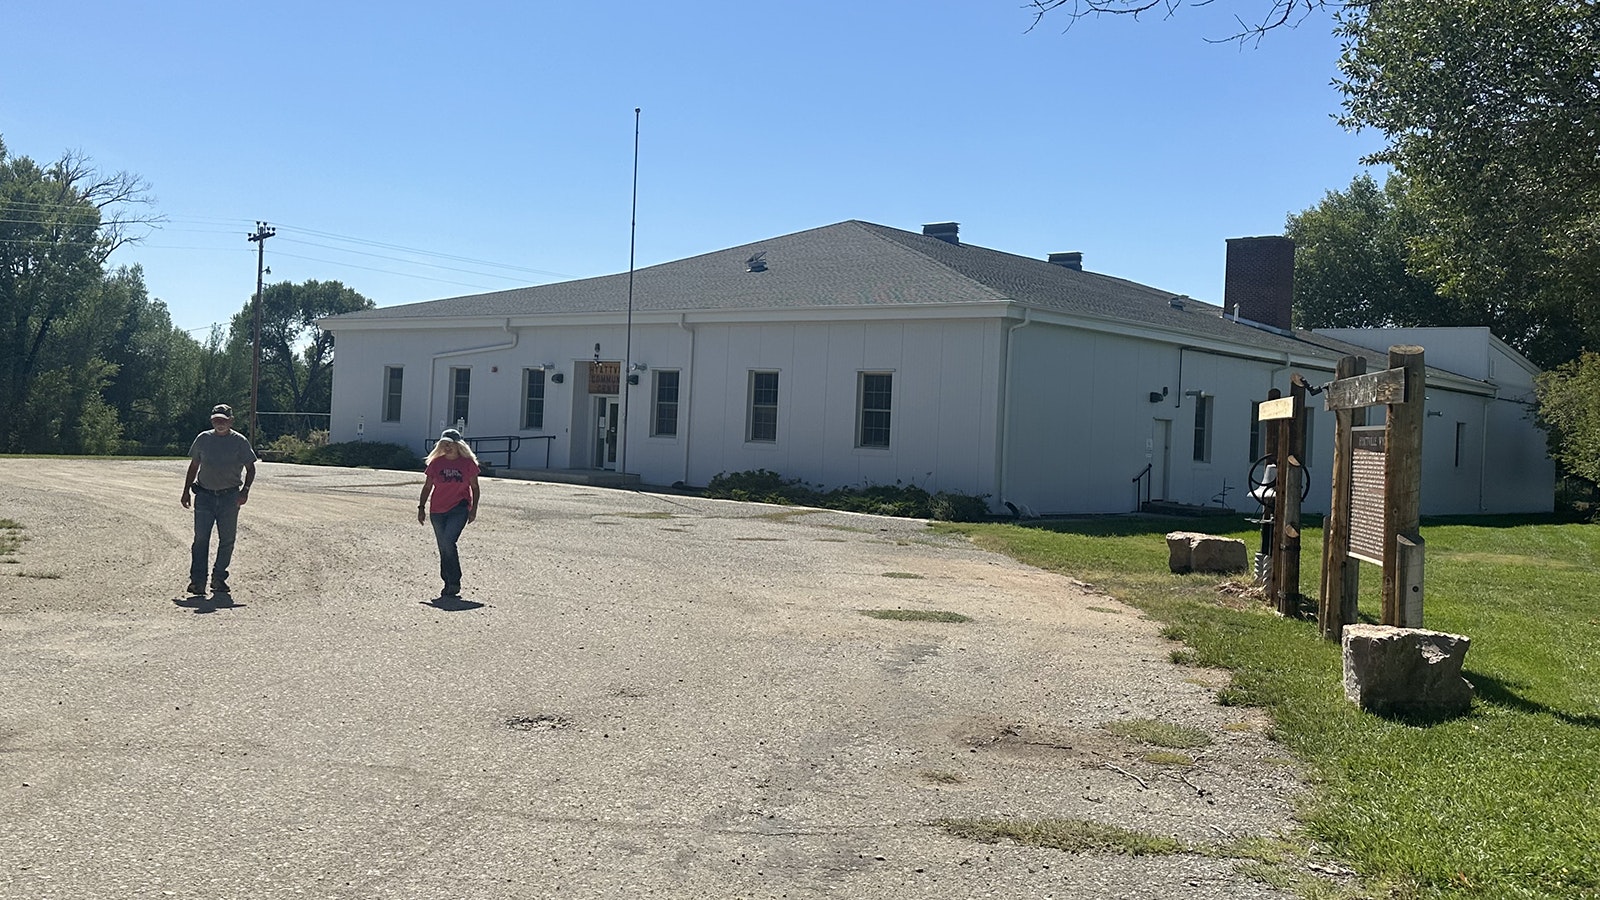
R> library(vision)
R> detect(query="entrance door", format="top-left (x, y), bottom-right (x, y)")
top-left (1150, 418), bottom-right (1172, 501)
top-left (594, 396), bottom-right (620, 469)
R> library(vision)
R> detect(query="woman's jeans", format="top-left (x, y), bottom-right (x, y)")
top-left (429, 501), bottom-right (470, 589)
top-left (190, 488), bottom-right (240, 587)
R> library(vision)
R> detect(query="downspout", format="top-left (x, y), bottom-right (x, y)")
top-left (426, 319), bottom-right (520, 441)
top-left (678, 314), bottom-right (697, 486)
top-left (997, 308), bottom-right (1032, 511)
top-left (1266, 350), bottom-right (1292, 397)
top-left (1479, 393), bottom-right (1491, 512)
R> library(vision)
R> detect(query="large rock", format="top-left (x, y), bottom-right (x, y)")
top-left (1165, 531), bottom-right (1249, 574)
top-left (1342, 624), bottom-right (1473, 715)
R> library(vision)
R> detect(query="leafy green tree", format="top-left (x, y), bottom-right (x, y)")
top-left (187, 324), bottom-right (251, 440)
top-left (227, 279), bottom-right (374, 440)
top-left (1336, 0), bottom-right (1600, 368)
top-left (0, 137), bottom-right (157, 451)
top-left (98, 265), bottom-right (209, 452)
top-left (1536, 352), bottom-right (1600, 484)
top-left (1286, 173), bottom-right (1444, 329)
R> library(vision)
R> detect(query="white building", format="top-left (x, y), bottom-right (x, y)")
top-left (320, 221), bottom-right (1553, 516)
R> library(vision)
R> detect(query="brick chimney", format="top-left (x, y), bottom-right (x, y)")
top-left (922, 222), bottom-right (960, 245)
top-left (1223, 236), bottom-right (1296, 331)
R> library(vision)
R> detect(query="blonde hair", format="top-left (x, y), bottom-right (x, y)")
top-left (425, 438), bottom-right (479, 465)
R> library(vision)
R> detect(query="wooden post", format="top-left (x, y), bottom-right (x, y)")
top-left (1396, 533), bottom-right (1425, 627)
top-left (1320, 355), bottom-right (1364, 639)
top-left (1278, 377), bottom-right (1306, 617)
top-left (1270, 414), bottom-right (1289, 608)
top-left (1381, 346), bottom-right (1425, 626)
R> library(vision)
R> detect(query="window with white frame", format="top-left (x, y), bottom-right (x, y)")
top-left (652, 370), bottom-right (680, 437)
top-left (857, 372), bottom-right (893, 448)
top-left (1192, 394), bottom-right (1213, 462)
top-left (382, 366), bottom-right (403, 422)
top-left (449, 367), bottom-right (471, 427)
top-left (522, 368), bottom-right (545, 430)
top-left (747, 371), bottom-right (778, 442)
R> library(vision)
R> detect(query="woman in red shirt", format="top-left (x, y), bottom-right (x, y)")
top-left (417, 429), bottom-right (481, 598)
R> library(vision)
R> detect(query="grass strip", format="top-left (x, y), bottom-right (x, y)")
top-left (940, 514), bottom-right (1600, 900)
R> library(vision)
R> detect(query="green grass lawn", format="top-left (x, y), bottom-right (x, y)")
top-left (941, 514), bottom-right (1600, 900)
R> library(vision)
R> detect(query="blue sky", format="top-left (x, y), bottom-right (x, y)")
top-left (2, 1), bottom-right (1383, 335)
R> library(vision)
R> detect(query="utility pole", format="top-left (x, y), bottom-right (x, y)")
top-left (247, 222), bottom-right (275, 441)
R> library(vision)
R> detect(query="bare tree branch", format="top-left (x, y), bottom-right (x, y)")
top-left (1025, 0), bottom-right (1350, 44)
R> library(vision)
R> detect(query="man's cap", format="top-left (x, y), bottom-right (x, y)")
top-left (440, 428), bottom-right (464, 442)
top-left (210, 404), bottom-right (233, 419)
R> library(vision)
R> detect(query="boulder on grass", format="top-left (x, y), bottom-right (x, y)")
top-left (1342, 624), bottom-right (1473, 716)
top-left (1165, 532), bottom-right (1249, 575)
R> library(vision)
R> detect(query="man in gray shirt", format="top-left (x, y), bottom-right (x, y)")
top-left (181, 404), bottom-right (258, 598)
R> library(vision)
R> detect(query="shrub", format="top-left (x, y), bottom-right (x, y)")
top-left (296, 440), bottom-right (422, 471)
top-left (705, 469), bottom-right (991, 521)
top-left (929, 490), bottom-right (992, 522)
top-left (265, 430), bottom-right (329, 462)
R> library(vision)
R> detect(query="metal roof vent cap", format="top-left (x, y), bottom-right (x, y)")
top-left (1048, 251), bottom-right (1083, 271)
top-left (1170, 295), bottom-right (1188, 310)
top-left (745, 251), bottom-right (767, 273)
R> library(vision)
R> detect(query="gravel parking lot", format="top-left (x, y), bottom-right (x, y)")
top-left (0, 459), bottom-right (1301, 899)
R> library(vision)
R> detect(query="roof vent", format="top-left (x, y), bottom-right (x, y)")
top-left (1048, 251), bottom-right (1083, 271)
top-left (745, 251), bottom-right (767, 273)
top-left (922, 222), bottom-right (960, 245)
top-left (1170, 295), bottom-right (1187, 310)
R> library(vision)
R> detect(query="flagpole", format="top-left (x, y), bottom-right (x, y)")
top-left (620, 107), bottom-right (640, 479)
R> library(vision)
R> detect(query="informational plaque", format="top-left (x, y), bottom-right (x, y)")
top-left (1349, 425), bottom-right (1387, 565)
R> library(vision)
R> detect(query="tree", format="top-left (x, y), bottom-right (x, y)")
top-left (98, 265), bottom-right (209, 452)
top-left (1536, 352), bottom-right (1600, 484)
top-left (1336, 0), bottom-right (1600, 368)
top-left (227, 279), bottom-right (374, 440)
top-left (1286, 173), bottom-right (1445, 329)
top-left (0, 136), bottom-right (158, 451)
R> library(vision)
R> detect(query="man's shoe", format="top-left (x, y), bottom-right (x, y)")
top-left (210, 580), bottom-right (230, 594)
top-left (442, 584), bottom-right (461, 598)
top-left (185, 583), bottom-right (206, 597)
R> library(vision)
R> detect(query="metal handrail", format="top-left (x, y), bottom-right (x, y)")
top-left (1131, 463), bottom-right (1152, 511)
top-left (426, 434), bottom-right (555, 469)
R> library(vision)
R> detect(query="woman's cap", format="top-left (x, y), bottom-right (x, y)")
top-left (440, 428), bottom-right (464, 442)
top-left (210, 404), bottom-right (233, 420)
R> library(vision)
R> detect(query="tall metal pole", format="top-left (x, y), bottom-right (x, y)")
top-left (620, 108), bottom-right (640, 478)
top-left (247, 222), bottom-right (275, 441)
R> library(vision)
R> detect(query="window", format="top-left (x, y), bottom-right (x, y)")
top-left (1192, 394), bottom-right (1213, 462)
top-left (1248, 400), bottom-right (1262, 462)
top-left (747, 371), bottom-right (778, 442)
top-left (652, 370), bottom-right (680, 437)
top-left (382, 366), bottom-right (403, 422)
top-left (449, 367), bottom-right (471, 427)
top-left (522, 368), bottom-right (545, 430)
top-left (857, 372), bottom-right (893, 448)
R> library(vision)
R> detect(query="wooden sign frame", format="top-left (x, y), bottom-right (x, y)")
top-left (1319, 346), bottom-right (1426, 638)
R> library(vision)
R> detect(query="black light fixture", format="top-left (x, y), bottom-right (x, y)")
top-left (1148, 386), bottom-right (1169, 403)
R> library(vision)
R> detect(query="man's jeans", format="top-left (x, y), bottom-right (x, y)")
top-left (190, 488), bottom-right (240, 586)
top-left (429, 501), bottom-right (470, 589)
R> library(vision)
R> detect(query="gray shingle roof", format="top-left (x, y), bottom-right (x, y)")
top-left (322, 219), bottom-right (1485, 386)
